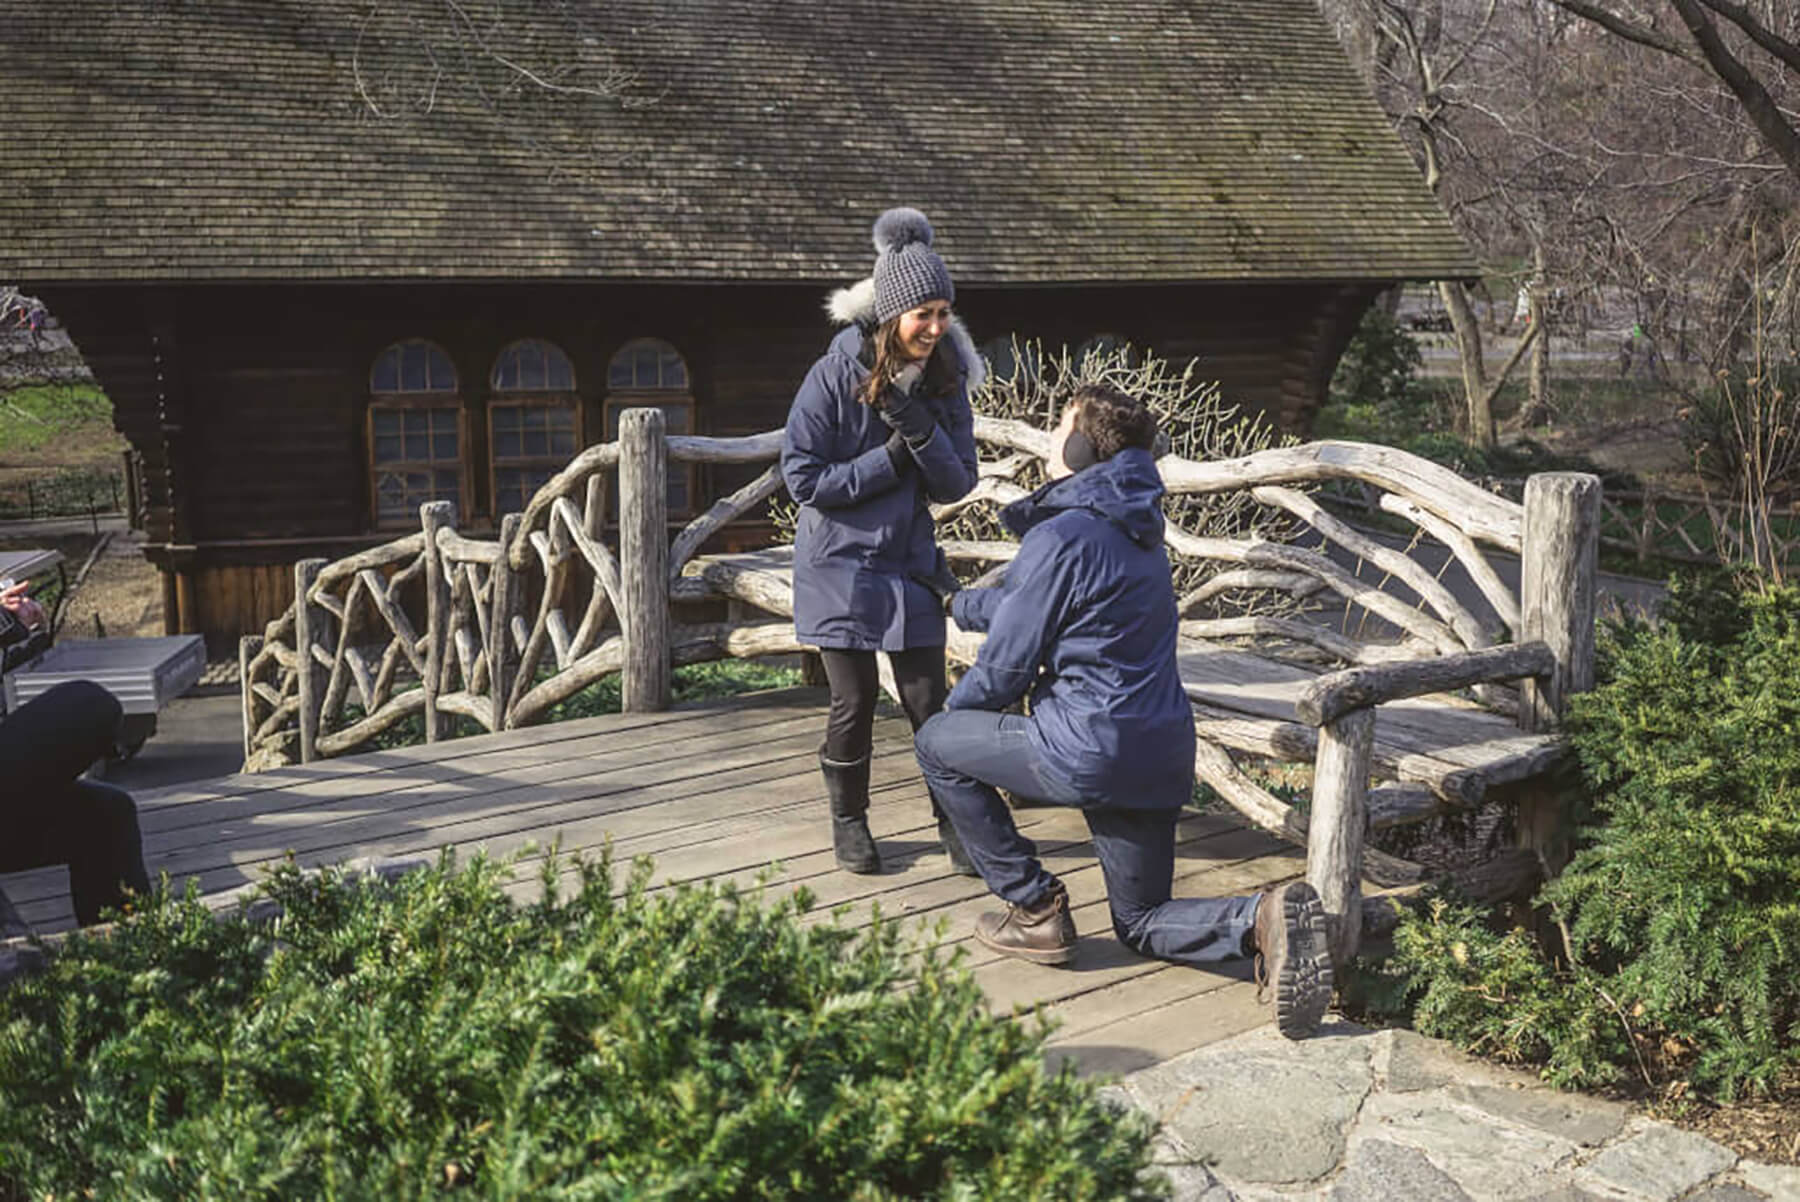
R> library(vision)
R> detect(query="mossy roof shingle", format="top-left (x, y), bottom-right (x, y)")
top-left (0, 0), bottom-right (1478, 284)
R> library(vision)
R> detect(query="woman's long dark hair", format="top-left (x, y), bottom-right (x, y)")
top-left (857, 316), bottom-right (962, 408)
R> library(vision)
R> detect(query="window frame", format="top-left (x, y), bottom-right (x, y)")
top-left (367, 340), bottom-right (469, 531)
top-left (603, 338), bottom-right (697, 521)
top-left (487, 339), bottom-right (582, 520)
top-left (599, 394), bottom-right (699, 520)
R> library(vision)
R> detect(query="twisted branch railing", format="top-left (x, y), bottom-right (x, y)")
top-left (241, 413), bottom-right (802, 770)
top-left (242, 409), bottom-right (1598, 965)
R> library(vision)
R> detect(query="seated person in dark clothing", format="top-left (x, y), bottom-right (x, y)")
top-left (913, 384), bottom-right (1333, 1039)
top-left (1, 580), bottom-right (150, 931)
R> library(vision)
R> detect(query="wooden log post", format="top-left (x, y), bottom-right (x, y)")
top-left (1517, 472), bottom-right (1600, 869)
top-left (292, 558), bottom-right (327, 764)
top-left (619, 408), bottom-right (671, 712)
top-left (489, 513), bottom-right (523, 729)
top-left (420, 500), bottom-right (456, 743)
top-left (238, 634), bottom-right (262, 766)
top-left (1306, 706), bottom-right (1376, 966)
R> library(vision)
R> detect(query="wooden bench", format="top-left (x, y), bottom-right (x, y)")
top-left (240, 411), bottom-right (1599, 964)
top-left (685, 424), bottom-right (1600, 962)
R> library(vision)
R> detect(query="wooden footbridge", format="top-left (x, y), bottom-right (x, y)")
top-left (6, 410), bottom-right (1600, 1060)
top-left (6, 685), bottom-right (1303, 1073)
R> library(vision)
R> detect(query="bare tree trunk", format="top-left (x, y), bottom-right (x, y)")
top-left (1519, 238), bottom-right (1553, 428)
top-left (1440, 280), bottom-right (1496, 447)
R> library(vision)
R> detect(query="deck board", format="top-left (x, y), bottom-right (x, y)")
top-left (6, 686), bottom-right (1333, 1073)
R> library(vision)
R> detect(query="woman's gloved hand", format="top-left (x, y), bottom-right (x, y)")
top-left (876, 382), bottom-right (939, 447)
top-left (883, 428), bottom-right (914, 474)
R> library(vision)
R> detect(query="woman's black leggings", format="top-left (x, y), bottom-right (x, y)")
top-left (820, 646), bottom-right (947, 763)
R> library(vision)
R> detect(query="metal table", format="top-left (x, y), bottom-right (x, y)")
top-left (0, 546), bottom-right (65, 585)
top-left (3, 634), bottom-right (207, 755)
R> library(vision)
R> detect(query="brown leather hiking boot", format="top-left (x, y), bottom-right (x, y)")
top-left (1252, 880), bottom-right (1333, 1039)
top-left (974, 880), bottom-right (1076, 966)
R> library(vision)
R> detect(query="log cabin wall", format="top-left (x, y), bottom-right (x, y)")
top-left (43, 279), bottom-right (1376, 646)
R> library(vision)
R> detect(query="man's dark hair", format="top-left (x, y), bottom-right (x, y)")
top-left (1070, 383), bottom-right (1159, 460)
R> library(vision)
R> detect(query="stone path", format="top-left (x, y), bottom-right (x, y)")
top-left (1106, 1023), bottom-right (1800, 1201)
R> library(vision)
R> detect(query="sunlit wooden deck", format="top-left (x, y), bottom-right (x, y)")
top-left (5, 687), bottom-right (1311, 1075)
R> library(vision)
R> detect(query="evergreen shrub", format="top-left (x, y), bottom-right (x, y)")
top-left (0, 853), bottom-right (1162, 1200)
top-left (1375, 577), bottom-right (1800, 1099)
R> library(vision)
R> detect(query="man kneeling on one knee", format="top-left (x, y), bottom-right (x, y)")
top-left (913, 383), bottom-right (1333, 1039)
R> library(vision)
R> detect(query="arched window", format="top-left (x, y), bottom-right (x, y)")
top-left (489, 339), bottom-right (579, 517)
top-left (604, 337), bottom-right (695, 515)
top-left (368, 339), bottom-right (464, 528)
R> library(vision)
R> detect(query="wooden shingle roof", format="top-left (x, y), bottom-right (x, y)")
top-left (0, 0), bottom-right (1477, 285)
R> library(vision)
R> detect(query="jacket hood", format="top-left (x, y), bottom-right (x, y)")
top-left (1002, 447), bottom-right (1167, 548)
top-left (824, 277), bottom-right (986, 394)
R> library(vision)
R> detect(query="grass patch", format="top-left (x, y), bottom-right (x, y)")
top-left (0, 382), bottom-right (117, 459)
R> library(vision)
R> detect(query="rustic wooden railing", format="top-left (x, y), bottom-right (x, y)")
top-left (242, 409), bottom-right (1598, 965)
top-left (240, 410), bottom-right (795, 767)
top-left (1323, 471), bottom-right (1792, 574)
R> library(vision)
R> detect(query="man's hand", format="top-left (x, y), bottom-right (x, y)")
top-left (912, 562), bottom-right (963, 614)
top-left (0, 580), bottom-right (45, 630)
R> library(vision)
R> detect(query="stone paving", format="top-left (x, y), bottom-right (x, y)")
top-left (1105, 1023), bottom-right (1800, 1202)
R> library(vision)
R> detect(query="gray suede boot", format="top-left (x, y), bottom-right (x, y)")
top-left (819, 748), bottom-right (882, 874)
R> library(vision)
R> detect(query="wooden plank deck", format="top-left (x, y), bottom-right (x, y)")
top-left (4, 686), bottom-right (1311, 1075)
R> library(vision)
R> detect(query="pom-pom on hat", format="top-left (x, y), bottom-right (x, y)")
top-left (870, 207), bottom-right (955, 325)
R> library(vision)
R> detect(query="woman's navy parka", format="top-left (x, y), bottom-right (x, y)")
top-left (781, 302), bottom-right (981, 652)
top-left (945, 448), bottom-right (1197, 810)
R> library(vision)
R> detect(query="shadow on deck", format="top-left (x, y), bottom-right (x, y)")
top-left (4, 686), bottom-right (1313, 1074)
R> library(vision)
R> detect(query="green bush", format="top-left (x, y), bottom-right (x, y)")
top-left (1374, 581), bottom-right (1800, 1099)
top-left (0, 854), bottom-right (1162, 1200)
top-left (1679, 364), bottom-right (1800, 490)
top-left (1315, 308), bottom-right (1431, 440)
top-left (1383, 898), bottom-right (1630, 1090)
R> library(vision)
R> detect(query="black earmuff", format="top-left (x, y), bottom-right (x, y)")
top-left (1061, 429), bottom-right (1100, 473)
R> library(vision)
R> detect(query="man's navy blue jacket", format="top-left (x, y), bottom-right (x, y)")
top-left (947, 447), bottom-right (1197, 809)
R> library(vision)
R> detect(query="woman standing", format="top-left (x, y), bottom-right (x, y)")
top-left (781, 208), bottom-right (982, 875)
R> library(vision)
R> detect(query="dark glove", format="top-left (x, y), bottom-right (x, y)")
top-left (883, 428), bottom-right (913, 474)
top-left (877, 390), bottom-right (940, 448)
top-left (911, 560), bottom-right (963, 613)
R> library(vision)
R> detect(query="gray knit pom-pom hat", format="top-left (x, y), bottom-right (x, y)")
top-left (870, 207), bottom-right (955, 324)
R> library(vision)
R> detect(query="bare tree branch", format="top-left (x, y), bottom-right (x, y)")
top-left (1667, 0), bottom-right (1800, 180)
top-left (1438, 0), bottom-right (1499, 86)
top-left (1547, 0), bottom-right (1699, 60)
top-left (1695, 0), bottom-right (1800, 76)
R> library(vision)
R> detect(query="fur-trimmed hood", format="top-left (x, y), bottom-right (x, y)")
top-left (824, 277), bottom-right (986, 395)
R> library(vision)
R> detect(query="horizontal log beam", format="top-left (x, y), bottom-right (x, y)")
top-left (1297, 642), bottom-right (1555, 727)
top-left (666, 431), bottom-right (785, 463)
top-left (433, 528), bottom-right (501, 564)
top-left (1157, 440), bottom-right (1524, 551)
top-left (1361, 848), bottom-right (1545, 938)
